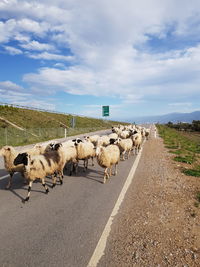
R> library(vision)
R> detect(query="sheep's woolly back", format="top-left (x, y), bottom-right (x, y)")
top-left (85, 135), bottom-right (99, 146)
top-left (118, 138), bottom-right (133, 152)
top-left (96, 145), bottom-right (120, 168)
top-left (0, 146), bottom-right (24, 173)
top-left (132, 133), bottom-right (142, 146)
top-left (58, 143), bottom-right (77, 163)
top-left (119, 130), bottom-right (130, 139)
top-left (76, 141), bottom-right (95, 160)
top-left (108, 133), bottom-right (118, 139)
top-left (24, 151), bottom-right (63, 181)
top-left (96, 135), bottom-right (110, 147)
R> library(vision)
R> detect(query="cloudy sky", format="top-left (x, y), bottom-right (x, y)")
top-left (0, 0), bottom-right (200, 121)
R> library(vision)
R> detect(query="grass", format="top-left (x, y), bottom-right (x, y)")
top-left (194, 192), bottom-right (200, 208)
top-left (157, 124), bottom-right (200, 177)
top-left (0, 105), bottom-right (126, 147)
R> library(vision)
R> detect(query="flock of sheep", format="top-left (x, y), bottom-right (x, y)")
top-left (0, 124), bottom-right (150, 202)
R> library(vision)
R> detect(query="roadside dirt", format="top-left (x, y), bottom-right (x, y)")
top-left (99, 130), bottom-right (200, 266)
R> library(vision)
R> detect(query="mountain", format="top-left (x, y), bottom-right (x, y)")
top-left (130, 111), bottom-right (200, 124)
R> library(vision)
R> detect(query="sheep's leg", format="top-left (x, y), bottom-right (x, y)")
top-left (52, 172), bottom-right (57, 188)
top-left (5, 172), bottom-right (14, 189)
top-left (109, 166), bottom-right (112, 176)
top-left (103, 168), bottom-right (109, 184)
top-left (84, 159), bottom-right (88, 171)
top-left (69, 161), bottom-right (74, 176)
top-left (122, 151), bottom-right (125, 161)
top-left (42, 178), bottom-right (49, 194)
top-left (114, 163), bottom-right (118, 175)
top-left (59, 170), bottom-right (63, 185)
top-left (91, 157), bottom-right (94, 166)
top-left (23, 180), bottom-right (33, 202)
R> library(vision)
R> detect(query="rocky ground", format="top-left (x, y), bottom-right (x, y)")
top-left (98, 130), bottom-right (200, 266)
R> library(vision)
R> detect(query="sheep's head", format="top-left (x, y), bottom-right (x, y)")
top-left (14, 152), bottom-right (28, 166)
top-left (0, 146), bottom-right (13, 156)
top-left (53, 143), bottom-right (62, 151)
top-left (72, 138), bottom-right (82, 146)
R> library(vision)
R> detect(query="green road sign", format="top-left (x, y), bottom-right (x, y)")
top-left (102, 105), bottom-right (109, 117)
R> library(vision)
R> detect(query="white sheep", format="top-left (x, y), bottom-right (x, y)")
top-left (108, 133), bottom-right (118, 139)
top-left (53, 142), bottom-right (77, 176)
top-left (84, 135), bottom-right (99, 147)
top-left (131, 132), bottom-right (142, 154)
top-left (96, 144), bottom-right (120, 184)
top-left (96, 135), bottom-right (110, 147)
top-left (0, 146), bottom-right (25, 189)
top-left (119, 130), bottom-right (130, 139)
top-left (114, 138), bottom-right (133, 160)
top-left (14, 150), bottom-right (65, 202)
top-left (72, 138), bottom-right (96, 173)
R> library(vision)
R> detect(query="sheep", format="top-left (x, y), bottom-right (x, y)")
top-left (14, 150), bottom-right (65, 202)
top-left (131, 132), bottom-right (142, 154)
top-left (53, 142), bottom-right (77, 177)
top-left (145, 128), bottom-right (150, 140)
top-left (96, 135), bottom-right (110, 147)
top-left (84, 135), bottom-right (99, 147)
top-left (72, 138), bottom-right (96, 173)
top-left (0, 146), bottom-right (25, 189)
top-left (114, 138), bottom-right (133, 160)
top-left (108, 133), bottom-right (118, 139)
top-left (119, 130), bottom-right (130, 139)
top-left (96, 144), bottom-right (120, 184)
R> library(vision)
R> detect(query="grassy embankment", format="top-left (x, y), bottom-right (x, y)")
top-left (0, 105), bottom-right (125, 147)
top-left (157, 124), bottom-right (200, 177)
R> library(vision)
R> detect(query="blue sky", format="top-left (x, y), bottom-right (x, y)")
top-left (0, 0), bottom-right (200, 122)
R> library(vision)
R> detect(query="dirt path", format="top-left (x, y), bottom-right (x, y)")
top-left (98, 129), bottom-right (200, 266)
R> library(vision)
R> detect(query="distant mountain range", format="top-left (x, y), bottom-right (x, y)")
top-left (130, 111), bottom-right (200, 124)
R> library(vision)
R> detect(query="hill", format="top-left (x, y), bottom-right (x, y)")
top-left (131, 111), bottom-right (200, 124)
top-left (0, 105), bottom-right (124, 147)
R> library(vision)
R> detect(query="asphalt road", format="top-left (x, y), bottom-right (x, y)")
top-left (0, 130), bottom-right (142, 267)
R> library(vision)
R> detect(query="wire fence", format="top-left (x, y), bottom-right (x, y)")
top-left (0, 126), bottom-right (108, 147)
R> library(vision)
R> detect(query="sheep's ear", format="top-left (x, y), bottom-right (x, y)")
top-left (6, 147), bottom-right (11, 151)
top-left (54, 143), bottom-right (61, 150)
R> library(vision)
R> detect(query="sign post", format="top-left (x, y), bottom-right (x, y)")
top-left (102, 106), bottom-right (109, 117)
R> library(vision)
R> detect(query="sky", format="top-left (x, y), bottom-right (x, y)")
top-left (0, 0), bottom-right (200, 122)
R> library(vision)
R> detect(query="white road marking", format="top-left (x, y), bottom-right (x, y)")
top-left (87, 140), bottom-right (145, 267)
top-left (0, 174), bottom-right (9, 180)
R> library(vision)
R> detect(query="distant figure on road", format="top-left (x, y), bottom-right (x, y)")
top-left (154, 128), bottom-right (157, 138)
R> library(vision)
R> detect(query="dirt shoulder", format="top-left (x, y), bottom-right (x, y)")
top-left (99, 130), bottom-right (200, 266)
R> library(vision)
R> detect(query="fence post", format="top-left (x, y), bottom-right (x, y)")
top-left (64, 128), bottom-right (67, 138)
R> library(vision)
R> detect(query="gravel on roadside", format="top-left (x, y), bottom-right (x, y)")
top-left (98, 129), bottom-right (200, 267)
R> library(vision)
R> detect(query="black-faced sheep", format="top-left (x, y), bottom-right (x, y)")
top-left (114, 138), bottom-right (133, 160)
top-left (72, 138), bottom-right (96, 173)
top-left (0, 146), bottom-right (25, 189)
top-left (14, 150), bottom-right (65, 202)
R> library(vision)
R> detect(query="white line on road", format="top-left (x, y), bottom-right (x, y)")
top-left (0, 174), bottom-right (9, 180)
top-left (87, 141), bottom-right (145, 267)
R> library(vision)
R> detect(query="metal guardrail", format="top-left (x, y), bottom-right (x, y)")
top-left (0, 102), bottom-right (98, 119)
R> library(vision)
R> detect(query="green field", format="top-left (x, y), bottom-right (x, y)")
top-left (0, 105), bottom-right (125, 147)
top-left (157, 124), bottom-right (200, 177)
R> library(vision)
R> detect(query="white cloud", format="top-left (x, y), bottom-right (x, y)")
top-left (1, 0), bottom-right (200, 117)
top-left (19, 40), bottom-right (55, 51)
top-left (0, 80), bottom-right (24, 91)
top-left (4, 45), bottom-right (23, 55)
top-left (27, 52), bottom-right (74, 61)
